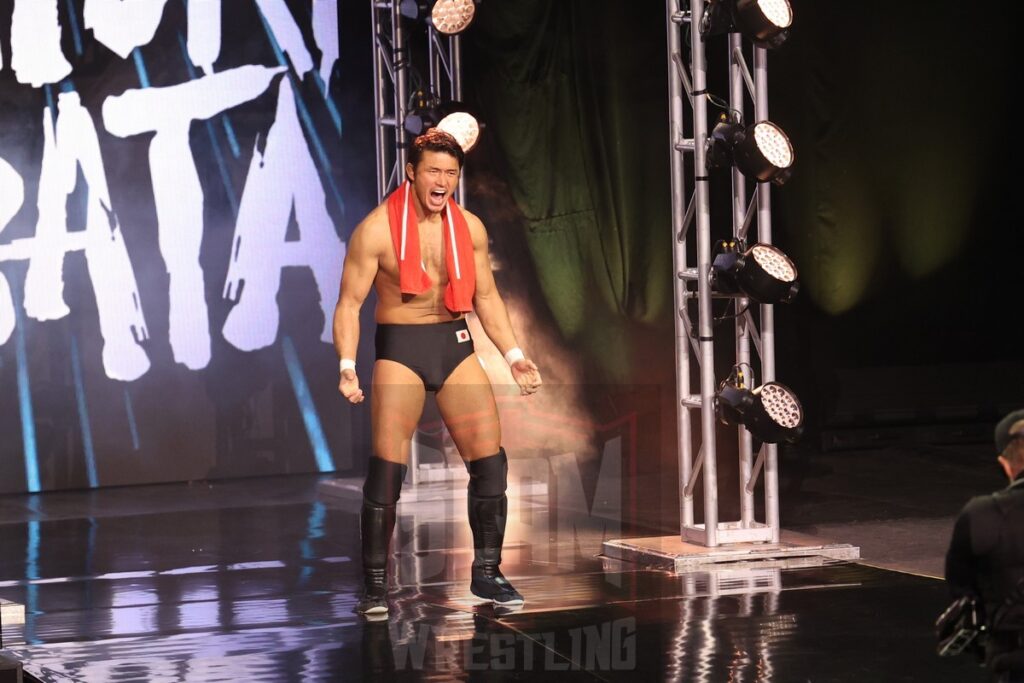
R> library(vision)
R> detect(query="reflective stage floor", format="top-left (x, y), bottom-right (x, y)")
top-left (0, 470), bottom-right (984, 681)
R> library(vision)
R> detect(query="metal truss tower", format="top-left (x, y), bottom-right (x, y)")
top-left (667, 0), bottom-right (782, 547)
top-left (370, 1), bottom-right (466, 206)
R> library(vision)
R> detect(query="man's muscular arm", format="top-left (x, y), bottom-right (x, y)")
top-left (333, 214), bottom-right (381, 403)
top-left (468, 212), bottom-right (541, 395)
top-left (468, 214), bottom-right (517, 355)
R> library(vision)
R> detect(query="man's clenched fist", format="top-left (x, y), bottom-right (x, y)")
top-left (339, 368), bottom-right (365, 404)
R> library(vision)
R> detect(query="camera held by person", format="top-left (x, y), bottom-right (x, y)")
top-left (943, 409), bottom-right (1024, 681)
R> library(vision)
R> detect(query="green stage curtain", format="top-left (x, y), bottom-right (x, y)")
top-left (467, 1), bottom-right (673, 381)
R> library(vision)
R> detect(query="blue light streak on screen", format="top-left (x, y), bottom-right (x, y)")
top-left (43, 84), bottom-right (57, 124)
top-left (124, 389), bottom-right (141, 451)
top-left (70, 334), bottom-right (99, 488)
top-left (64, 0), bottom-right (84, 57)
top-left (132, 48), bottom-right (151, 89)
top-left (298, 501), bottom-right (326, 586)
top-left (281, 336), bottom-right (334, 473)
top-left (174, 32), bottom-right (239, 215)
top-left (312, 71), bottom-right (342, 136)
top-left (14, 298), bottom-right (40, 493)
top-left (255, 8), bottom-right (345, 217)
top-left (26, 518), bottom-right (40, 645)
top-left (221, 115), bottom-right (241, 159)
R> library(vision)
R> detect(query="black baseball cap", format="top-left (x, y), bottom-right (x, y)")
top-left (995, 409), bottom-right (1024, 454)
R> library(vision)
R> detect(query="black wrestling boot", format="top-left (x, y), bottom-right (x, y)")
top-left (356, 499), bottom-right (396, 616)
top-left (468, 493), bottom-right (524, 606)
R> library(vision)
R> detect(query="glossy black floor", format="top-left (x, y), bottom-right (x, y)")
top-left (0, 470), bottom-right (984, 682)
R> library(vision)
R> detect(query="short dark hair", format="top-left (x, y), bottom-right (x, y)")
top-left (1005, 436), bottom-right (1024, 468)
top-left (996, 410), bottom-right (1024, 455)
top-left (408, 129), bottom-right (464, 170)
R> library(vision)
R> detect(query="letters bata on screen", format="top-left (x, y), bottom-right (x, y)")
top-left (0, 1), bottom-right (344, 381)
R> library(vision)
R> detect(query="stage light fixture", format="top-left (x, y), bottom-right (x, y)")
top-left (716, 379), bottom-right (803, 444)
top-left (712, 241), bottom-right (799, 304)
top-left (405, 93), bottom-right (481, 152)
top-left (404, 100), bottom-right (438, 138)
top-left (400, 0), bottom-right (476, 35)
top-left (701, 0), bottom-right (793, 49)
top-left (706, 114), bottom-right (794, 185)
top-left (437, 111), bottom-right (479, 152)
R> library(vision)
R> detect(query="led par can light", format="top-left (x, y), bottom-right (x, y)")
top-left (716, 380), bottom-right (804, 444)
top-left (437, 111), bottom-right (480, 152)
top-left (404, 110), bottom-right (435, 137)
top-left (399, 0), bottom-right (422, 20)
top-left (404, 90), bottom-right (438, 137)
top-left (716, 382), bottom-right (752, 427)
top-left (431, 0), bottom-right (476, 35)
top-left (405, 98), bottom-right (481, 151)
top-left (706, 119), bottom-right (744, 171)
top-left (706, 118), bottom-right (794, 185)
top-left (732, 121), bottom-right (794, 185)
top-left (702, 0), bottom-right (793, 49)
top-left (712, 243), bottom-right (799, 304)
top-left (401, 0), bottom-right (477, 35)
top-left (734, 0), bottom-right (793, 48)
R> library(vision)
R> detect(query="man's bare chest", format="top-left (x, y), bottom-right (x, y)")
top-left (378, 222), bottom-right (448, 282)
top-left (417, 223), bottom-right (446, 273)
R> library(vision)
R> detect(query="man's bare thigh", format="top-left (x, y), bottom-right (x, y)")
top-left (371, 359), bottom-right (426, 464)
top-left (436, 355), bottom-right (501, 462)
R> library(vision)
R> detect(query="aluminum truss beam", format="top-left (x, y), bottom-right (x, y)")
top-left (668, 0), bottom-right (782, 547)
top-left (371, 0), bottom-right (408, 201)
top-left (372, 2), bottom-right (466, 204)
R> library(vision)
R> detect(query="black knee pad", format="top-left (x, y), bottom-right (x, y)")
top-left (363, 457), bottom-right (408, 506)
top-left (466, 447), bottom-right (508, 498)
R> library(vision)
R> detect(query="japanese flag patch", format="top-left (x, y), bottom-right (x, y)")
top-left (455, 329), bottom-right (471, 343)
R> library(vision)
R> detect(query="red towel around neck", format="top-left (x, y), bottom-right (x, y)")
top-left (387, 182), bottom-right (476, 313)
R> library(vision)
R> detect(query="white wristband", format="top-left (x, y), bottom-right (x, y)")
top-left (503, 347), bottom-right (525, 366)
top-left (339, 358), bottom-right (356, 373)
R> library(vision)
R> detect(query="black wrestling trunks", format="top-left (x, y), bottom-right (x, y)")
top-left (375, 318), bottom-right (475, 392)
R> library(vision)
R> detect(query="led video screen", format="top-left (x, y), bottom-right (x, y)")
top-left (0, 1), bottom-right (358, 493)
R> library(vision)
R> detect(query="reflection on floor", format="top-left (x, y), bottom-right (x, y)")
top-left (0, 474), bottom-right (981, 682)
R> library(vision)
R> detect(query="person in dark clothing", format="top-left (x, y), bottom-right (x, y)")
top-left (946, 409), bottom-right (1024, 680)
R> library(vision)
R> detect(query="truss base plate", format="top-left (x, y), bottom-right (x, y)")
top-left (1, 598), bottom-right (25, 649)
top-left (0, 600), bottom-right (24, 628)
top-left (603, 530), bottom-right (860, 572)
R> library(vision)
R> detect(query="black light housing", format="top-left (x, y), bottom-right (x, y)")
top-left (716, 380), bottom-right (804, 444)
top-left (701, 0), bottom-right (793, 49)
top-left (404, 90), bottom-right (440, 137)
top-left (706, 115), bottom-right (794, 186)
top-left (712, 241), bottom-right (799, 304)
top-left (404, 94), bottom-right (481, 151)
top-left (400, 0), bottom-right (477, 35)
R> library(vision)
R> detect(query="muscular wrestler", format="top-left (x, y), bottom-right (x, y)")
top-left (333, 129), bottom-right (542, 616)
